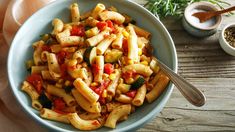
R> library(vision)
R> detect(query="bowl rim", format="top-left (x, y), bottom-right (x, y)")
top-left (7, 0), bottom-right (178, 131)
top-left (221, 23), bottom-right (235, 50)
top-left (184, 1), bottom-right (222, 31)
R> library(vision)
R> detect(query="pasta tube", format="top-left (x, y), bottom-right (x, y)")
top-left (112, 33), bottom-right (124, 49)
top-left (99, 11), bottom-right (125, 24)
top-left (93, 56), bottom-right (104, 83)
top-left (59, 36), bottom-right (84, 47)
top-left (71, 89), bottom-right (101, 113)
top-left (146, 75), bottom-right (170, 103)
top-left (96, 34), bottom-right (116, 55)
top-left (46, 85), bottom-right (76, 106)
top-left (107, 69), bottom-right (121, 96)
top-left (31, 66), bottom-right (48, 74)
top-left (68, 113), bottom-right (102, 130)
top-left (86, 29), bottom-right (110, 46)
top-left (129, 23), bottom-right (151, 39)
top-left (47, 53), bottom-right (61, 78)
top-left (132, 84), bottom-right (147, 106)
top-left (104, 104), bottom-right (131, 128)
top-left (73, 78), bottom-right (99, 103)
top-left (122, 64), bottom-right (153, 77)
top-left (91, 3), bottom-right (105, 19)
top-left (115, 94), bottom-right (132, 104)
top-left (40, 108), bottom-right (69, 124)
top-left (33, 40), bottom-right (44, 65)
top-left (70, 3), bottom-right (80, 22)
top-left (126, 25), bottom-right (139, 62)
top-left (52, 18), bottom-right (64, 35)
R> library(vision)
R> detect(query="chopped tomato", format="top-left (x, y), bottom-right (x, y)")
top-left (56, 50), bottom-right (67, 64)
top-left (96, 22), bottom-right (107, 31)
top-left (106, 20), bottom-right (115, 32)
top-left (92, 63), bottom-right (100, 74)
top-left (99, 97), bottom-right (106, 105)
top-left (101, 79), bottom-right (110, 89)
top-left (53, 109), bottom-right (68, 114)
top-left (123, 39), bottom-right (128, 53)
top-left (126, 90), bottom-right (137, 98)
top-left (26, 74), bottom-right (43, 94)
top-left (104, 63), bottom-right (114, 74)
top-left (41, 45), bottom-right (51, 52)
top-left (122, 70), bottom-right (136, 79)
top-left (94, 88), bottom-right (102, 95)
top-left (53, 98), bottom-right (66, 110)
top-left (92, 120), bottom-right (100, 126)
top-left (71, 25), bottom-right (85, 36)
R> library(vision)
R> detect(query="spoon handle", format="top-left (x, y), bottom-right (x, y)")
top-left (217, 6), bottom-right (235, 14)
top-left (156, 59), bottom-right (206, 107)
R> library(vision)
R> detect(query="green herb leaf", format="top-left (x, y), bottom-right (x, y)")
top-left (144, 0), bottom-right (231, 18)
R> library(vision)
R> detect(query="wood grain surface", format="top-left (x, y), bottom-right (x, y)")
top-left (0, 0), bottom-right (234, 132)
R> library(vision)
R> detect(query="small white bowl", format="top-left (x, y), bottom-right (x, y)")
top-left (182, 2), bottom-right (222, 37)
top-left (219, 23), bottom-right (235, 56)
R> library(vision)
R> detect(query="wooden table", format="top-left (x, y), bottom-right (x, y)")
top-left (0, 0), bottom-right (235, 131)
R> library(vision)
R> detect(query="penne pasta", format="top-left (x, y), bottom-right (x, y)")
top-left (93, 56), bottom-right (104, 83)
top-left (104, 104), bottom-right (131, 128)
top-left (68, 113), bottom-right (102, 130)
top-left (115, 94), bottom-right (133, 104)
top-left (47, 53), bottom-right (61, 78)
top-left (122, 64), bottom-right (153, 77)
top-left (112, 33), bottom-right (124, 49)
top-left (73, 78), bottom-right (99, 103)
top-left (91, 3), bottom-right (105, 19)
top-left (70, 3), bottom-right (80, 22)
top-left (40, 108), bottom-right (69, 123)
top-left (52, 18), bottom-right (64, 35)
top-left (132, 84), bottom-right (147, 106)
top-left (46, 84), bottom-right (76, 106)
top-left (99, 11), bottom-right (125, 24)
top-left (146, 75), bottom-right (170, 103)
top-left (31, 66), bottom-right (48, 74)
top-left (59, 36), bottom-right (84, 47)
top-left (96, 34), bottom-right (116, 55)
top-left (126, 25), bottom-right (139, 62)
top-left (129, 23), bottom-right (151, 39)
top-left (107, 69), bottom-right (121, 96)
top-left (71, 89), bottom-right (101, 113)
top-left (86, 29), bottom-right (110, 46)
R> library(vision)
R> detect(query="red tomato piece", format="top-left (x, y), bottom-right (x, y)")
top-left (71, 25), bottom-right (85, 36)
top-left (96, 22), bottom-right (107, 31)
top-left (122, 70), bottom-right (136, 79)
top-left (99, 97), bottom-right (106, 105)
top-left (106, 20), bottom-right (115, 32)
top-left (26, 74), bottom-right (43, 94)
top-left (92, 63), bottom-right (100, 74)
top-left (53, 98), bottom-right (66, 110)
top-left (126, 90), bottom-right (137, 98)
top-left (104, 63), bottom-right (114, 74)
top-left (102, 79), bottom-right (110, 89)
top-left (56, 50), bottom-right (67, 64)
top-left (122, 39), bottom-right (128, 53)
top-left (41, 45), bottom-right (51, 52)
top-left (53, 109), bottom-right (68, 114)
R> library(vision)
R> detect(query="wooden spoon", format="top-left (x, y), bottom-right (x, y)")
top-left (192, 6), bottom-right (235, 23)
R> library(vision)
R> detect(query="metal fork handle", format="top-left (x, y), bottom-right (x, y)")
top-left (156, 59), bottom-right (206, 107)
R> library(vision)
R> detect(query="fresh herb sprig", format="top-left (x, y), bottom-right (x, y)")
top-left (144, 0), bottom-right (231, 18)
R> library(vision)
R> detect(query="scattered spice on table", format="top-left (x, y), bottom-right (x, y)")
top-left (224, 27), bottom-right (235, 48)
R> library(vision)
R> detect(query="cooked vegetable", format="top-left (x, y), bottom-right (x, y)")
top-left (64, 85), bottom-right (73, 93)
top-left (104, 49), bottom-right (123, 63)
top-left (131, 76), bottom-right (145, 89)
top-left (38, 93), bottom-right (52, 109)
top-left (83, 46), bottom-right (94, 66)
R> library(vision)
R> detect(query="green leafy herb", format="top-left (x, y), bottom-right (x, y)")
top-left (144, 0), bottom-right (231, 18)
top-left (38, 93), bottom-right (52, 109)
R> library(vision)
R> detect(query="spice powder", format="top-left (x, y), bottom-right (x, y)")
top-left (224, 27), bottom-right (235, 48)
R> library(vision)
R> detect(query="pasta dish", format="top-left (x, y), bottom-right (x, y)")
top-left (21, 3), bottom-right (170, 130)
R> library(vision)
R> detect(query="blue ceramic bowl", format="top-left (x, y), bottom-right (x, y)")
top-left (7, 0), bottom-right (177, 131)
